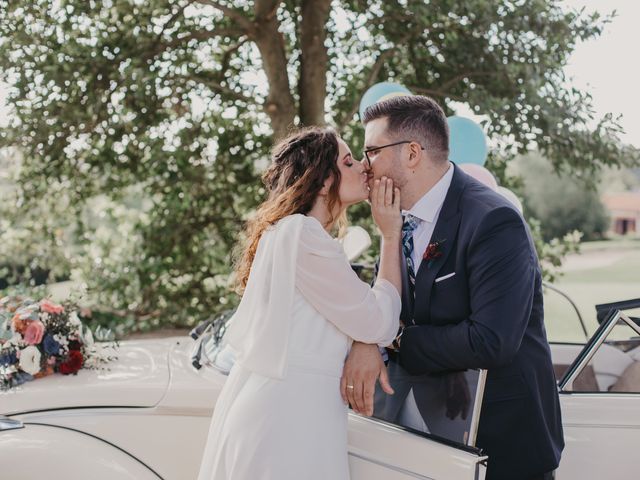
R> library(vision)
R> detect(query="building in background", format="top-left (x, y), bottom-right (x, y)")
top-left (602, 192), bottom-right (640, 237)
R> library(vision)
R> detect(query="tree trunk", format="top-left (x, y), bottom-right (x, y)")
top-left (298, 0), bottom-right (331, 127)
top-left (252, 1), bottom-right (297, 140)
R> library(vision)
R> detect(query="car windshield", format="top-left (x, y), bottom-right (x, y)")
top-left (369, 360), bottom-right (487, 448)
top-left (193, 311), bottom-right (236, 373)
top-left (543, 282), bottom-right (589, 344)
top-left (560, 309), bottom-right (640, 394)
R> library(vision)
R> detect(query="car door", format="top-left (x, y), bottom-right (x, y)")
top-left (200, 316), bottom-right (488, 480)
top-left (555, 306), bottom-right (640, 479)
top-left (348, 413), bottom-right (487, 480)
top-left (347, 354), bottom-right (488, 480)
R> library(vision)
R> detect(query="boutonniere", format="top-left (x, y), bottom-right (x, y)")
top-left (423, 239), bottom-right (446, 264)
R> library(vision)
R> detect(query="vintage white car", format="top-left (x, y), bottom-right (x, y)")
top-left (2, 231), bottom-right (640, 480)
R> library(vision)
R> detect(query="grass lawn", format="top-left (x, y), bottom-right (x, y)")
top-left (544, 238), bottom-right (640, 342)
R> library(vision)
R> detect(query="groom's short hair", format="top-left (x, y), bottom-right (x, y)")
top-left (363, 95), bottom-right (449, 164)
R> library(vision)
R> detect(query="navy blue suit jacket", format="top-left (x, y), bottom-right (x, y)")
top-left (398, 164), bottom-right (564, 480)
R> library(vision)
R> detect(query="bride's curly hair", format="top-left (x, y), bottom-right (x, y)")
top-left (234, 126), bottom-right (347, 293)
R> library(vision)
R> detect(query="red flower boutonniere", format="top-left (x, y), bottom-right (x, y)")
top-left (423, 239), bottom-right (446, 264)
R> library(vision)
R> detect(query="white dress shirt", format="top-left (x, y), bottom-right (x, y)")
top-left (397, 163), bottom-right (454, 431)
top-left (402, 163), bottom-right (454, 272)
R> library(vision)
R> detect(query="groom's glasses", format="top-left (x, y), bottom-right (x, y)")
top-left (363, 140), bottom-right (425, 169)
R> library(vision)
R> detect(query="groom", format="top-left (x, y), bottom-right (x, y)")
top-left (341, 95), bottom-right (564, 480)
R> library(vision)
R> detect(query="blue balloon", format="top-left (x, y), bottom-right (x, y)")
top-left (447, 116), bottom-right (488, 166)
top-left (359, 82), bottom-right (412, 120)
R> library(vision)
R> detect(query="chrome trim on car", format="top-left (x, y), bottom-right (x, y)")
top-left (350, 413), bottom-right (483, 455)
top-left (0, 416), bottom-right (24, 431)
top-left (23, 422), bottom-right (165, 479)
top-left (467, 369), bottom-right (487, 447)
top-left (543, 281), bottom-right (589, 340)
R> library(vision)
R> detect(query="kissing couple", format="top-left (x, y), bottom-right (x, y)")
top-left (197, 95), bottom-right (563, 480)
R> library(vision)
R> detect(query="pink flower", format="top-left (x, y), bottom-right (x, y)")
top-left (24, 321), bottom-right (45, 345)
top-left (40, 299), bottom-right (64, 315)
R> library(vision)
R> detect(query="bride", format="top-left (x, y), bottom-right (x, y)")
top-left (197, 126), bottom-right (402, 480)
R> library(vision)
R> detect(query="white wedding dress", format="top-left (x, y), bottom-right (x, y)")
top-left (197, 214), bottom-right (401, 480)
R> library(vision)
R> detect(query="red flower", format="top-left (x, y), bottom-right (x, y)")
top-left (59, 350), bottom-right (83, 375)
top-left (423, 239), bottom-right (446, 263)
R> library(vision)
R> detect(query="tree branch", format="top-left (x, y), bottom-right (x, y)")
top-left (436, 71), bottom-right (496, 93)
top-left (410, 86), bottom-right (467, 103)
top-left (298, 0), bottom-right (332, 126)
top-left (189, 73), bottom-right (256, 105)
top-left (157, 1), bottom-right (192, 39)
top-left (337, 47), bottom-right (396, 130)
top-left (194, 0), bottom-right (255, 34)
top-left (142, 28), bottom-right (246, 61)
top-left (254, 0), bottom-right (280, 21)
top-left (219, 38), bottom-right (249, 75)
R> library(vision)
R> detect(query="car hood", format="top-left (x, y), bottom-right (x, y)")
top-left (1, 337), bottom-right (181, 416)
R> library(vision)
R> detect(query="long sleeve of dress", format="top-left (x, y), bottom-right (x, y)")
top-left (296, 218), bottom-right (401, 347)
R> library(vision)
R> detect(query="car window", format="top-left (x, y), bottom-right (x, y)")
top-left (560, 309), bottom-right (640, 393)
top-left (369, 355), bottom-right (487, 448)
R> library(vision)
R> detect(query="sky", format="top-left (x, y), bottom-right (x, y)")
top-left (561, 0), bottom-right (640, 147)
top-left (0, 1), bottom-right (638, 147)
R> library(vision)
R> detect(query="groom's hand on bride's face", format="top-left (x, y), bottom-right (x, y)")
top-left (341, 342), bottom-right (394, 416)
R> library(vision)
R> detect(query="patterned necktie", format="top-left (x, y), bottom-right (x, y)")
top-left (402, 214), bottom-right (420, 298)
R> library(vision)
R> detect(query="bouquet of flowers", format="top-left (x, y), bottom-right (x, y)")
top-left (0, 295), bottom-right (118, 390)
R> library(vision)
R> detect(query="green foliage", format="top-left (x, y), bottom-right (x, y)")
top-left (515, 153), bottom-right (610, 241)
top-left (0, 150), bottom-right (74, 288)
top-left (0, 0), bottom-right (637, 330)
top-left (527, 217), bottom-right (582, 283)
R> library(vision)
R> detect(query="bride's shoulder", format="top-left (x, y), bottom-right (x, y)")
top-left (298, 216), bottom-right (344, 258)
top-left (269, 213), bottom-right (311, 235)
top-left (271, 215), bottom-right (341, 256)
top-left (272, 213), bottom-right (324, 233)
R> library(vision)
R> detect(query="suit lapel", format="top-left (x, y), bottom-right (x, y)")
top-left (414, 163), bottom-right (467, 323)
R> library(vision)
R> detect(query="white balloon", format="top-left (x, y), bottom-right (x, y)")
top-left (497, 186), bottom-right (523, 213)
top-left (340, 226), bottom-right (371, 262)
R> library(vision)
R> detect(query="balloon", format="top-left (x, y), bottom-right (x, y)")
top-left (359, 82), bottom-right (412, 120)
top-left (497, 186), bottom-right (524, 213)
top-left (341, 226), bottom-right (371, 262)
top-left (459, 163), bottom-right (498, 191)
top-left (447, 116), bottom-right (488, 166)
top-left (377, 91), bottom-right (411, 103)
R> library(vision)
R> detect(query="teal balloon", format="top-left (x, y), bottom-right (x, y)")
top-left (447, 116), bottom-right (488, 166)
top-left (359, 82), bottom-right (412, 120)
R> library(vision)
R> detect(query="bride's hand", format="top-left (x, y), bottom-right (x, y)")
top-left (371, 176), bottom-right (401, 240)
